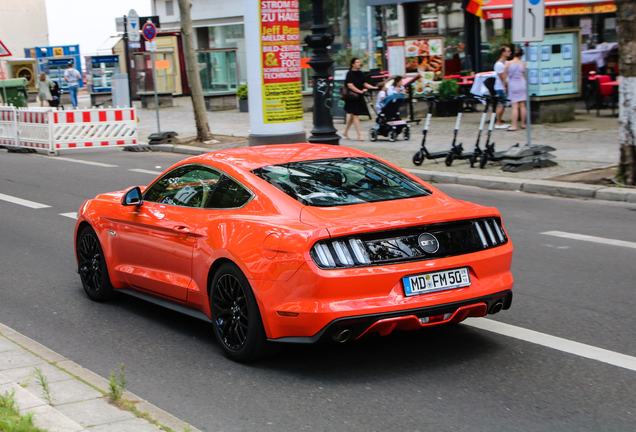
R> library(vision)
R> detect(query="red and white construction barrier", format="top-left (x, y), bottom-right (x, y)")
top-left (0, 104), bottom-right (19, 147)
top-left (3, 107), bottom-right (138, 155)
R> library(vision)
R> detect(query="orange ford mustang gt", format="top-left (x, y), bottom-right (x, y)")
top-left (75, 144), bottom-right (513, 361)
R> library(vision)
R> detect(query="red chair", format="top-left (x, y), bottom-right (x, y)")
top-left (582, 62), bottom-right (596, 77)
top-left (595, 75), bottom-right (615, 116)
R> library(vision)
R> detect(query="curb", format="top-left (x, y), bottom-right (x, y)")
top-left (145, 144), bottom-right (636, 204)
top-left (0, 322), bottom-right (201, 432)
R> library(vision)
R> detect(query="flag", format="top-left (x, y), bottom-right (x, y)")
top-left (462, 0), bottom-right (483, 18)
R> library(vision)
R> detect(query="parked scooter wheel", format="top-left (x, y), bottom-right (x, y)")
top-left (469, 154), bottom-right (477, 168)
top-left (445, 152), bottom-right (455, 166)
top-left (389, 130), bottom-right (397, 142)
top-left (403, 128), bottom-right (410, 140)
top-left (412, 151), bottom-right (424, 166)
top-left (369, 128), bottom-right (378, 142)
top-left (480, 153), bottom-right (489, 169)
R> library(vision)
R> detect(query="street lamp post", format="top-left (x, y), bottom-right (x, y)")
top-left (304, 0), bottom-right (340, 145)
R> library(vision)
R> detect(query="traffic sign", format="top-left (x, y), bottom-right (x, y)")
top-left (512, 0), bottom-right (545, 43)
top-left (127, 9), bottom-right (140, 42)
top-left (142, 21), bottom-right (157, 42)
top-left (0, 39), bottom-right (12, 57)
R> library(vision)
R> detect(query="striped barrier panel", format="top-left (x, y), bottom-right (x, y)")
top-left (0, 105), bottom-right (18, 147)
top-left (16, 107), bottom-right (138, 155)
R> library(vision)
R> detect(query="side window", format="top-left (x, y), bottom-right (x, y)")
top-left (205, 176), bottom-right (252, 209)
top-left (144, 165), bottom-right (221, 208)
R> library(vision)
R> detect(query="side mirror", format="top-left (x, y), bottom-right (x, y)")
top-left (122, 186), bottom-right (143, 207)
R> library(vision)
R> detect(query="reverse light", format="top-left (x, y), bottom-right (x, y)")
top-left (419, 313), bottom-right (453, 324)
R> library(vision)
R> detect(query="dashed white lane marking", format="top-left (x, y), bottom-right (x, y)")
top-left (129, 168), bottom-right (162, 175)
top-left (0, 193), bottom-right (50, 209)
top-left (42, 156), bottom-right (118, 168)
top-left (465, 318), bottom-right (636, 372)
top-left (542, 230), bottom-right (636, 250)
top-left (60, 212), bottom-right (78, 220)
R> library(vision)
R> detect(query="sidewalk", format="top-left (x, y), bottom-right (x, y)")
top-left (0, 323), bottom-right (199, 432)
top-left (132, 96), bottom-right (632, 203)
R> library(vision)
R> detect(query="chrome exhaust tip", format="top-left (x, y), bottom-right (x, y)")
top-left (332, 329), bottom-right (352, 343)
top-left (489, 300), bottom-right (504, 315)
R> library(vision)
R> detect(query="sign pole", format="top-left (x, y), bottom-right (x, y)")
top-left (1, 63), bottom-right (7, 104)
top-left (151, 50), bottom-right (160, 133)
top-left (526, 42), bottom-right (531, 146)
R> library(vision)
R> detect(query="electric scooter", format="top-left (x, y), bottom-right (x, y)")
top-left (412, 114), bottom-right (453, 165)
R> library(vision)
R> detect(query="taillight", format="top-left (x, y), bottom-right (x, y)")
top-left (311, 238), bottom-right (371, 269)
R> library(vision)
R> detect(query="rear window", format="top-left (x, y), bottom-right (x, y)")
top-left (251, 157), bottom-right (431, 207)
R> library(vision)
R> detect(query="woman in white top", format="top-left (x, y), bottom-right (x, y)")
top-left (386, 75), bottom-right (405, 96)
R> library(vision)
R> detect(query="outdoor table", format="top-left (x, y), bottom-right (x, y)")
top-left (470, 71), bottom-right (497, 97)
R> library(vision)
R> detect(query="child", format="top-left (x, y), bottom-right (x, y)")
top-left (375, 80), bottom-right (388, 113)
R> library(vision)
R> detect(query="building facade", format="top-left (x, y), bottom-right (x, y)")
top-left (0, 0), bottom-right (49, 73)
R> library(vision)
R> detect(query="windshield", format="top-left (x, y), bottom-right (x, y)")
top-left (251, 157), bottom-right (431, 207)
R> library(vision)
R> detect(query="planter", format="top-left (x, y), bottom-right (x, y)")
top-left (238, 98), bottom-right (249, 112)
top-left (433, 99), bottom-right (461, 117)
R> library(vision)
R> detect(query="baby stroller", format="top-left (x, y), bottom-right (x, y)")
top-left (369, 94), bottom-right (410, 142)
top-left (49, 81), bottom-right (64, 110)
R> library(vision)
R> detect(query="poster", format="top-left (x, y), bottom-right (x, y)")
top-left (552, 68), bottom-right (561, 83)
top-left (563, 66), bottom-right (572, 83)
top-left (388, 40), bottom-right (406, 76)
top-left (529, 46), bottom-right (538, 62)
top-left (529, 69), bottom-right (539, 85)
top-left (563, 44), bottom-right (572, 60)
top-left (402, 38), bottom-right (444, 95)
top-left (541, 68), bottom-right (550, 84)
top-left (541, 46), bottom-right (550, 61)
top-left (259, 0), bottom-right (303, 124)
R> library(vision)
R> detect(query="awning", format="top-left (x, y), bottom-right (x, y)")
top-left (482, 0), bottom-right (616, 20)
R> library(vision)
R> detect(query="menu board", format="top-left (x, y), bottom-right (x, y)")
top-left (523, 30), bottom-right (579, 97)
top-left (392, 37), bottom-right (444, 96)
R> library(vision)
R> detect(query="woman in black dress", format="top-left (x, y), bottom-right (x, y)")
top-left (343, 58), bottom-right (377, 141)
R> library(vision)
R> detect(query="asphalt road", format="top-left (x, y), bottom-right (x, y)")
top-left (1, 149), bottom-right (635, 432)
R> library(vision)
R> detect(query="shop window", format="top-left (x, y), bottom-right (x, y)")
top-left (134, 52), bottom-right (177, 94)
top-left (166, 0), bottom-right (174, 16)
top-left (197, 50), bottom-right (239, 94)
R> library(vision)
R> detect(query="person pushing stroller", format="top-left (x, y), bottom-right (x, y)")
top-left (369, 76), bottom-right (410, 142)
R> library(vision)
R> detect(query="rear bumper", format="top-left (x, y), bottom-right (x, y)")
top-left (268, 290), bottom-right (512, 344)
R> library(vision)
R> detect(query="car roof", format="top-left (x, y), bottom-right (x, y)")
top-left (197, 143), bottom-right (370, 171)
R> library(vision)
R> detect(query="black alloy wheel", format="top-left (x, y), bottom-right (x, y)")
top-left (210, 263), bottom-right (269, 362)
top-left (77, 226), bottom-right (114, 301)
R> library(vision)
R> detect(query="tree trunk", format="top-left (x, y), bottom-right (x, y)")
top-left (616, 0), bottom-right (636, 185)
top-left (177, 0), bottom-right (214, 142)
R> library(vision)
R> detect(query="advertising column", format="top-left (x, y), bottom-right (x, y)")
top-left (245, 0), bottom-right (306, 146)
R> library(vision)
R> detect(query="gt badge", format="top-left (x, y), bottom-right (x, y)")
top-left (418, 233), bottom-right (439, 254)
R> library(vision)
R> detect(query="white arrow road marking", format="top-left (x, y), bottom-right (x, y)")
top-left (465, 318), bottom-right (636, 372)
top-left (0, 193), bottom-right (50, 209)
top-left (129, 168), bottom-right (162, 175)
top-left (542, 231), bottom-right (636, 250)
top-left (60, 212), bottom-right (78, 219)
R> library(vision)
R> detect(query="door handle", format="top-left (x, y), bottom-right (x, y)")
top-left (172, 226), bottom-right (191, 234)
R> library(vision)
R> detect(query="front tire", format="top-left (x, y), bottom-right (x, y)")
top-left (412, 151), bottom-right (424, 166)
top-left (210, 263), bottom-right (269, 362)
top-left (403, 128), bottom-right (410, 140)
top-left (389, 130), bottom-right (397, 142)
top-left (77, 226), bottom-right (114, 302)
top-left (369, 128), bottom-right (377, 142)
top-left (445, 153), bottom-right (455, 166)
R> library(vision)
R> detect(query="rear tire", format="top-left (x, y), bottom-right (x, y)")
top-left (480, 153), bottom-right (489, 169)
top-left (210, 263), bottom-right (270, 362)
top-left (412, 151), bottom-right (424, 166)
top-left (77, 226), bottom-right (114, 302)
top-left (403, 128), bottom-right (410, 140)
top-left (389, 130), bottom-right (397, 142)
top-left (369, 128), bottom-right (377, 142)
top-left (445, 153), bottom-right (455, 166)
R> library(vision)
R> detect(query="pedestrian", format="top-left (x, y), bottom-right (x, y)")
top-left (64, 61), bottom-right (82, 109)
top-left (504, 48), bottom-right (527, 131)
top-left (386, 75), bottom-right (405, 96)
top-left (375, 80), bottom-right (387, 113)
top-left (494, 46), bottom-right (511, 129)
top-left (343, 58), bottom-right (377, 141)
top-left (37, 72), bottom-right (53, 107)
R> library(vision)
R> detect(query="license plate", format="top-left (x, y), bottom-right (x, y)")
top-left (403, 267), bottom-right (471, 296)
